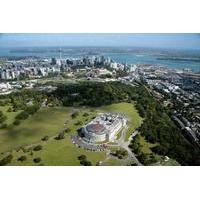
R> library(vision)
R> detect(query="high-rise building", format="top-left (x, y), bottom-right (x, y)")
top-left (51, 58), bottom-right (57, 65)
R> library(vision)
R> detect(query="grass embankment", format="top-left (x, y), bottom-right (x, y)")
top-left (100, 103), bottom-right (143, 141)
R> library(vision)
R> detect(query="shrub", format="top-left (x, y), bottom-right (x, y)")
top-left (16, 111), bottom-right (29, 120)
top-left (0, 111), bottom-right (6, 124)
top-left (115, 149), bottom-right (128, 159)
top-left (80, 160), bottom-right (92, 166)
top-left (25, 105), bottom-right (40, 115)
top-left (55, 131), bottom-right (65, 140)
top-left (18, 155), bottom-right (27, 162)
top-left (64, 128), bottom-right (71, 133)
top-left (131, 163), bottom-right (138, 166)
top-left (83, 112), bottom-right (89, 117)
top-left (75, 120), bottom-right (82, 126)
top-left (41, 136), bottom-right (49, 141)
top-left (7, 107), bottom-right (12, 112)
top-left (0, 154), bottom-right (13, 166)
top-left (78, 155), bottom-right (86, 160)
top-left (33, 145), bottom-right (43, 151)
top-left (33, 157), bottom-right (41, 163)
top-left (71, 111), bottom-right (79, 119)
top-left (13, 119), bottom-right (21, 126)
top-left (0, 123), bottom-right (8, 129)
top-left (38, 163), bottom-right (44, 166)
top-left (78, 155), bottom-right (92, 166)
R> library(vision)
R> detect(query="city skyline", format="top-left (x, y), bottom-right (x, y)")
top-left (0, 33), bottom-right (200, 50)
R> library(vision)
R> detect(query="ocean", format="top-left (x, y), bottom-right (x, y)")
top-left (103, 53), bottom-right (200, 72)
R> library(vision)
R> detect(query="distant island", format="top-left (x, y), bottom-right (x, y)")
top-left (157, 57), bottom-right (200, 62)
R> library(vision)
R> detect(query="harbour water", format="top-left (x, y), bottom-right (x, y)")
top-left (0, 47), bottom-right (199, 72)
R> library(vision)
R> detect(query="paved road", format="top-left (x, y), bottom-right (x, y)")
top-left (118, 125), bottom-right (128, 145)
top-left (108, 128), bottom-right (143, 166)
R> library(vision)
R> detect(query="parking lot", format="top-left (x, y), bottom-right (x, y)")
top-left (71, 134), bottom-right (107, 152)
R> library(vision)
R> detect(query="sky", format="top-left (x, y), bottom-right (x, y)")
top-left (0, 33), bottom-right (200, 49)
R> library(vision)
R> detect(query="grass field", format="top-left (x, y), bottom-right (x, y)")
top-left (99, 103), bottom-right (143, 141)
top-left (0, 106), bottom-right (21, 125)
top-left (0, 107), bottom-right (71, 154)
top-left (103, 158), bottom-right (122, 166)
top-left (0, 102), bottom-right (142, 166)
top-left (9, 135), bottom-right (106, 166)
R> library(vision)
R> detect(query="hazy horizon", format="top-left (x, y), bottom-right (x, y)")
top-left (0, 33), bottom-right (200, 50)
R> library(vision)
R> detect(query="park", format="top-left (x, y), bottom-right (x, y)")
top-left (0, 102), bottom-right (145, 166)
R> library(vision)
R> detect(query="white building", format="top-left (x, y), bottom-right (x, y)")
top-left (110, 62), bottom-right (118, 69)
top-left (81, 113), bottom-right (126, 143)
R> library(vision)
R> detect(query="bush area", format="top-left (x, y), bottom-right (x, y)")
top-left (112, 149), bottom-right (128, 159)
top-left (132, 86), bottom-right (200, 166)
top-left (53, 82), bottom-right (134, 106)
top-left (129, 135), bottom-right (158, 165)
top-left (15, 105), bottom-right (40, 122)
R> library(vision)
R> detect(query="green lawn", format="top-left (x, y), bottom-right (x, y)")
top-left (103, 158), bottom-right (121, 166)
top-left (0, 102), bottom-right (142, 166)
top-left (0, 106), bottom-right (21, 125)
top-left (0, 107), bottom-right (71, 154)
top-left (9, 135), bottom-right (106, 166)
top-left (99, 103), bottom-right (143, 141)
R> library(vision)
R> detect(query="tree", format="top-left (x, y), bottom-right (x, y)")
top-left (71, 111), bottom-right (79, 119)
top-left (18, 155), bottom-right (27, 162)
top-left (33, 157), bottom-right (42, 163)
top-left (15, 111), bottom-right (29, 120)
top-left (7, 107), bottom-right (12, 112)
top-left (78, 155), bottom-right (92, 166)
top-left (13, 119), bottom-right (21, 126)
top-left (41, 136), bottom-right (49, 141)
top-left (33, 145), bottom-right (43, 151)
top-left (55, 131), bottom-right (65, 140)
top-left (0, 123), bottom-right (8, 129)
top-left (0, 111), bottom-right (6, 124)
top-left (0, 154), bottom-right (13, 166)
top-left (78, 155), bottom-right (86, 160)
top-left (115, 149), bottom-right (128, 159)
top-left (75, 120), bottom-right (82, 126)
top-left (80, 160), bottom-right (92, 166)
top-left (83, 112), bottom-right (89, 117)
top-left (64, 128), bottom-right (71, 133)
